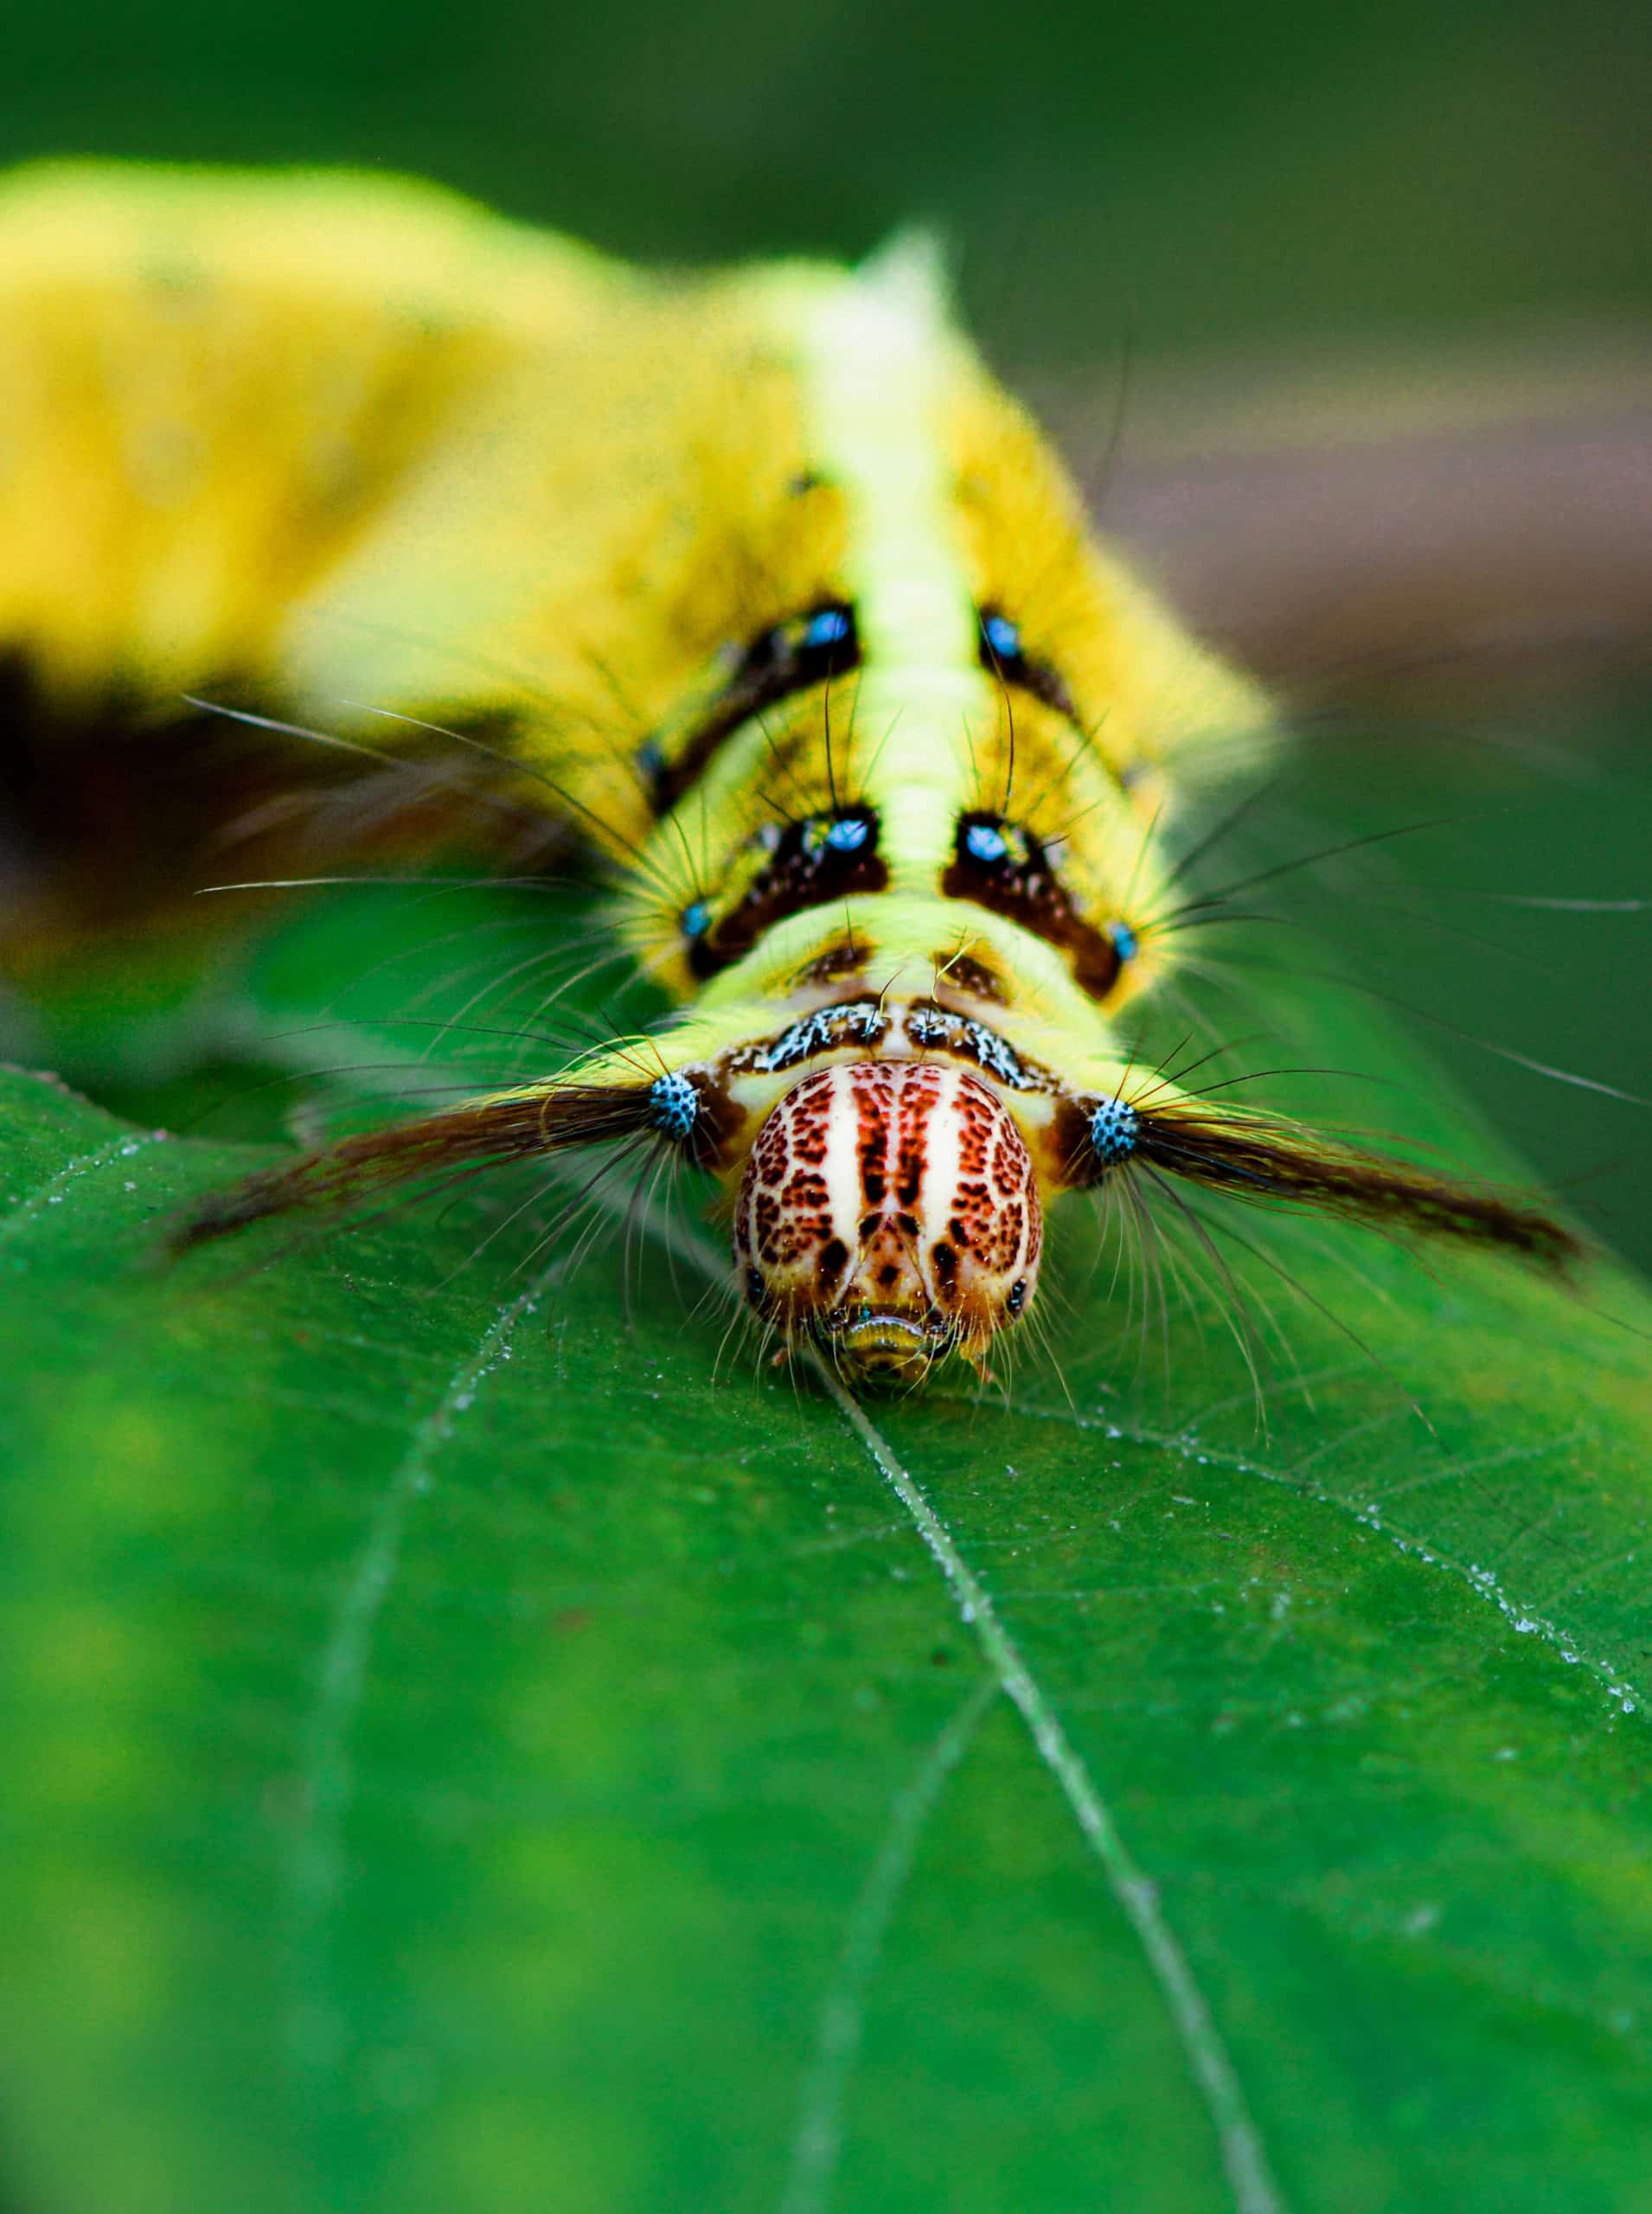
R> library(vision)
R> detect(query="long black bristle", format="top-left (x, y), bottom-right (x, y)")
top-left (1132, 1106), bottom-right (1584, 1275)
top-left (171, 1082), bottom-right (656, 1251)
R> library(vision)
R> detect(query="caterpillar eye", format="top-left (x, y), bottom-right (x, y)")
top-left (732, 1059), bottom-right (1042, 1387)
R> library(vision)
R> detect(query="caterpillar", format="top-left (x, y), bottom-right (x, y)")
top-left (0, 162), bottom-right (1583, 1388)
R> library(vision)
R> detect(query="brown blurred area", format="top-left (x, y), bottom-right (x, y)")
top-left (1049, 347), bottom-right (1652, 729)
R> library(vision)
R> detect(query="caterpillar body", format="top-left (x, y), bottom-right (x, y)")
top-left (0, 164), bottom-right (1581, 1387)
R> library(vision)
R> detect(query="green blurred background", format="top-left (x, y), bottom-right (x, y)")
top-left (3, 0), bottom-right (1649, 356)
top-left (3, 0), bottom-right (1649, 1257)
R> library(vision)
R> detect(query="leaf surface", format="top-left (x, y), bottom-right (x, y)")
top-left (2, 886), bottom-right (1650, 2214)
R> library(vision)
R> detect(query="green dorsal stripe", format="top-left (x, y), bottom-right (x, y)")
top-left (797, 242), bottom-right (990, 886)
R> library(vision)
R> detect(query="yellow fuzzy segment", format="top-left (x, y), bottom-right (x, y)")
top-left (0, 164), bottom-right (612, 702)
top-left (279, 268), bottom-right (857, 859)
top-left (0, 162), bottom-right (1278, 1196)
top-left (612, 236), bottom-right (1273, 1022)
top-left (938, 361), bottom-right (1273, 972)
top-left (0, 165), bottom-right (854, 839)
top-left (942, 369), bottom-right (1273, 796)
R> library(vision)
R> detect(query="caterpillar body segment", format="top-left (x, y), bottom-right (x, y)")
top-left (0, 164), bottom-right (1582, 1387)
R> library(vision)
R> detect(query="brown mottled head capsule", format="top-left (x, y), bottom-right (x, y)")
top-left (733, 1060), bottom-right (1042, 1386)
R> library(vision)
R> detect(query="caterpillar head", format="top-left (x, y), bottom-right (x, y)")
top-left (733, 1060), bottom-right (1042, 1386)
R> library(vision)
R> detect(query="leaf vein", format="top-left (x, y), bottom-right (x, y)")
top-left (1017, 1402), bottom-right (1647, 1722)
top-left (283, 1257), bottom-right (564, 2087)
top-left (0, 1127), bottom-right (170, 1244)
top-left (779, 1676), bottom-right (998, 2214)
top-left (818, 1369), bottom-right (1287, 2214)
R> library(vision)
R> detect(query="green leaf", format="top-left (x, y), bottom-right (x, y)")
top-left (3, 883), bottom-right (1650, 2214)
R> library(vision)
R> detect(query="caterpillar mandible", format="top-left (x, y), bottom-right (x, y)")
top-left (0, 163), bottom-right (1582, 1388)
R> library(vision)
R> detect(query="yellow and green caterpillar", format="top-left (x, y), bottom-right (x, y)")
top-left (0, 163), bottom-right (1578, 1385)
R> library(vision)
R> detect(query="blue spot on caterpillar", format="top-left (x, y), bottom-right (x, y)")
top-left (964, 821), bottom-right (1011, 866)
top-left (648, 1072), bottom-right (701, 1143)
top-left (981, 611), bottom-right (1021, 661)
top-left (1089, 1096), bottom-right (1140, 1167)
top-left (800, 608), bottom-right (853, 651)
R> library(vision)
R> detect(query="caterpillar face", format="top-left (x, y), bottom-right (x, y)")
top-left (732, 1061), bottom-right (1042, 1385)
